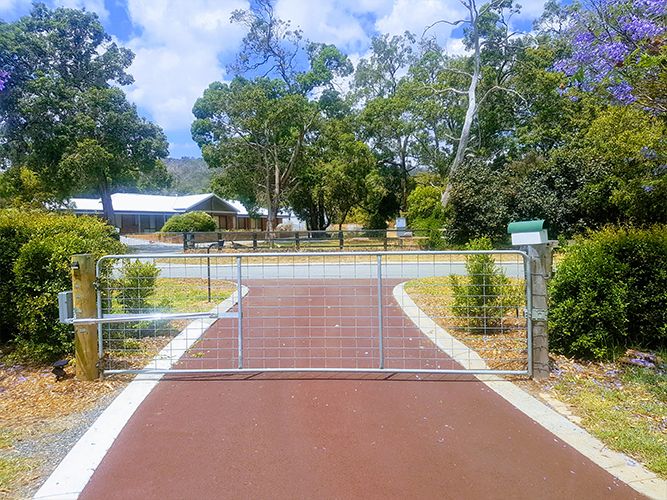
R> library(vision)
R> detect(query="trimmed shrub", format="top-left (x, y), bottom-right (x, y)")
top-left (451, 237), bottom-right (510, 334)
top-left (0, 209), bottom-right (124, 362)
top-left (549, 225), bottom-right (667, 360)
top-left (161, 211), bottom-right (216, 232)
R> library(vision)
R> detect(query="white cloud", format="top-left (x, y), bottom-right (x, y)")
top-left (115, 0), bottom-right (546, 155)
top-left (375, 0), bottom-right (468, 40)
top-left (0, 0), bottom-right (30, 13)
top-left (515, 0), bottom-right (549, 21)
top-left (274, 0), bottom-right (374, 52)
top-left (123, 0), bottom-right (248, 131)
top-left (54, 0), bottom-right (109, 20)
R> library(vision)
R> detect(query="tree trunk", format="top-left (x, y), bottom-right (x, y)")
top-left (442, 0), bottom-right (481, 209)
top-left (100, 181), bottom-right (116, 227)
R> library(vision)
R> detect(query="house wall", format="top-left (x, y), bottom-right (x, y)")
top-left (117, 213), bottom-right (171, 234)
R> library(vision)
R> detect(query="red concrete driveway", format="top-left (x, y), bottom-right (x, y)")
top-left (80, 280), bottom-right (641, 499)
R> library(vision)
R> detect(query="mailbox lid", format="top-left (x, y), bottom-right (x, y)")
top-left (507, 219), bottom-right (545, 234)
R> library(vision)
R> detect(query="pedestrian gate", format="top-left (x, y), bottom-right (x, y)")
top-left (75, 251), bottom-right (532, 376)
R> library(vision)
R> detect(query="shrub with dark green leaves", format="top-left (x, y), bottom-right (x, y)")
top-left (160, 211), bottom-right (216, 232)
top-left (451, 237), bottom-right (510, 334)
top-left (549, 225), bottom-right (667, 360)
top-left (0, 209), bottom-right (124, 362)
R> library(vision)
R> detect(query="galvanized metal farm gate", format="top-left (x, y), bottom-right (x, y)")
top-left (78, 251), bottom-right (533, 376)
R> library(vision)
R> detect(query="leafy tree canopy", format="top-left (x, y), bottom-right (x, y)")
top-left (0, 3), bottom-right (168, 223)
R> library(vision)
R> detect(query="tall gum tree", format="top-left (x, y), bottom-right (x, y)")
top-left (423, 0), bottom-right (525, 208)
top-left (192, 78), bottom-right (318, 232)
top-left (194, 0), bottom-right (353, 230)
top-left (354, 32), bottom-right (420, 213)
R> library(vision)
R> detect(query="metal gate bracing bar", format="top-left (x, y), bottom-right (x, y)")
top-left (89, 250), bottom-right (532, 377)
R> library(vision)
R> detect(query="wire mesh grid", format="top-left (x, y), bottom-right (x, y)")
top-left (96, 251), bottom-right (530, 375)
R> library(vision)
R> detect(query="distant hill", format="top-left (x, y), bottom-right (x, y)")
top-left (163, 157), bottom-right (213, 194)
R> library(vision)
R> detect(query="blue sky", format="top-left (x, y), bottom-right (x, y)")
top-left (0, 0), bottom-right (545, 158)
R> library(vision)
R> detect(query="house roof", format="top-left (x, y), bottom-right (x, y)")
top-left (69, 192), bottom-right (293, 218)
top-left (70, 193), bottom-right (238, 214)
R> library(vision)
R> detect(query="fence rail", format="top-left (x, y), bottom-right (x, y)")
top-left (127, 228), bottom-right (439, 251)
top-left (92, 250), bottom-right (531, 376)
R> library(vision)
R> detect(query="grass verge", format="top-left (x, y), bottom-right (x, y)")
top-left (404, 274), bottom-right (666, 478)
top-left (103, 277), bottom-right (235, 371)
top-left (544, 356), bottom-right (667, 477)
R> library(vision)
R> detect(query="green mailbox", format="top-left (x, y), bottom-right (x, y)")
top-left (507, 219), bottom-right (548, 245)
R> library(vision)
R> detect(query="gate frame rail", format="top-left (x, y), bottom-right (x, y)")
top-left (89, 250), bottom-right (534, 377)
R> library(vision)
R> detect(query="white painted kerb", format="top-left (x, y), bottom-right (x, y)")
top-left (394, 282), bottom-right (666, 500)
top-left (33, 287), bottom-right (248, 500)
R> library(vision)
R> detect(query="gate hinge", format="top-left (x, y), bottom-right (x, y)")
top-left (530, 308), bottom-right (548, 321)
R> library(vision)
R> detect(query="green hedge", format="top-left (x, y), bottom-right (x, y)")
top-left (549, 225), bottom-right (667, 360)
top-left (160, 211), bottom-right (216, 232)
top-left (0, 209), bottom-right (124, 362)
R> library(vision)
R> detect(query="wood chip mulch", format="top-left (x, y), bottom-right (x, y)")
top-left (0, 364), bottom-right (128, 429)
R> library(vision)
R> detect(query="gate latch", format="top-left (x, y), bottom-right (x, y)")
top-left (530, 308), bottom-right (548, 321)
top-left (58, 291), bottom-right (74, 324)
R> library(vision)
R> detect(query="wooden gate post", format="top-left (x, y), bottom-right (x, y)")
top-left (71, 254), bottom-right (99, 380)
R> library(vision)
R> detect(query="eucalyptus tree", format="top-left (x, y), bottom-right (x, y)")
top-left (0, 4), bottom-right (168, 223)
top-left (422, 0), bottom-right (526, 207)
top-left (354, 32), bottom-right (421, 212)
top-left (230, 0), bottom-right (352, 96)
top-left (194, 0), bottom-right (358, 231)
top-left (289, 118), bottom-right (378, 230)
top-left (192, 77), bottom-right (319, 231)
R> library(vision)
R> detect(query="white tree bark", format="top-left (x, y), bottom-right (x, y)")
top-left (441, 0), bottom-right (482, 209)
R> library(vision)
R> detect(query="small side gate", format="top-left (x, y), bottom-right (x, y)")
top-left (68, 250), bottom-right (533, 377)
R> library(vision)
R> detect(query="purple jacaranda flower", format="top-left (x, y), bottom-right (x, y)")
top-left (0, 70), bottom-right (9, 91)
top-left (620, 15), bottom-right (666, 41)
top-left (553, 0), bottom-right (666, 111)
top-left (608, 81), bottom-right (637, 103)
top-left (602, 42), bottom-right (630, 64)
top-left (633, 0), bottom-right (667, 16)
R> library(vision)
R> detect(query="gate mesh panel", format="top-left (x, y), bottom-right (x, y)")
top-left (97, 251), bottom-right (529, 375)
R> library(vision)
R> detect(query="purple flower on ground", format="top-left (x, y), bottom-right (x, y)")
top-left (630, 357), bottom-right (655, 367)
top-left (641, 146), bottom-right (657, 159)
